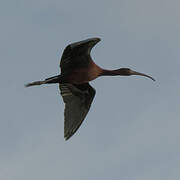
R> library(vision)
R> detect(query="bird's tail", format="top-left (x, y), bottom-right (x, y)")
top-left (25, 75), bottom-right (59, 87)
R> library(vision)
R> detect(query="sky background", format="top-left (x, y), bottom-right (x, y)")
top-left (0, 0), bottom-right (180, 179)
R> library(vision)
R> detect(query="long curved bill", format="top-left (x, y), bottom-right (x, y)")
top-left (130, 70), bottom-right (155, 81)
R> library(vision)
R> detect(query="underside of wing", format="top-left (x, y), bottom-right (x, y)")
top-left (60, 45), bottom-right (91, 75)
top-left (59, 83), bottom-right (96, 140)
top-left (60, 40), bottom-right (95, 74)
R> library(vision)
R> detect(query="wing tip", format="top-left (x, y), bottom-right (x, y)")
top-left (64, 134), bottom-right (72, 141)
top-left (64, 129), bottom-right (77, 141)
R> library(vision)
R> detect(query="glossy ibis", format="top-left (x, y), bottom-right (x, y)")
top-left (26, 38), bottom-right (155, 140)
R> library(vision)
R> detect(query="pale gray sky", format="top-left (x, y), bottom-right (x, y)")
top-left (1, 0), bottom-right (180, 179)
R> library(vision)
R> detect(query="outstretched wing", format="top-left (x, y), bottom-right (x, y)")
top-left (59, 83), bottom-right (96, 140)
top-left (60, 38), bottom-right (100, 74)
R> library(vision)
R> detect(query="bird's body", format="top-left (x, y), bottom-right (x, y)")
top-left (26, 37), bottom-right (155, 140)
top-left (67, 60), bottom-right (102, 84)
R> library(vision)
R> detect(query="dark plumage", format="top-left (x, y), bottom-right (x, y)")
top-left (26, 37), bottom-right (155, 140)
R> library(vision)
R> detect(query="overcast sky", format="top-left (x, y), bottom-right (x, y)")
top-left (1, 0), bottom-right (180, 179)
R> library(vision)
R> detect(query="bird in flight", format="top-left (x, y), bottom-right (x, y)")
top-left (26, 37), bottom-right (155, 140)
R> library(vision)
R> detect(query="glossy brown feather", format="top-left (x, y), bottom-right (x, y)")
top-left (66, 60), bottom-right (102, 84)
top-left (25, 37), bottom-right (155, 140)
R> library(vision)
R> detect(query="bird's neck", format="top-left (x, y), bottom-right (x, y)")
top-left (101, 68), bottom-right (130, 76)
